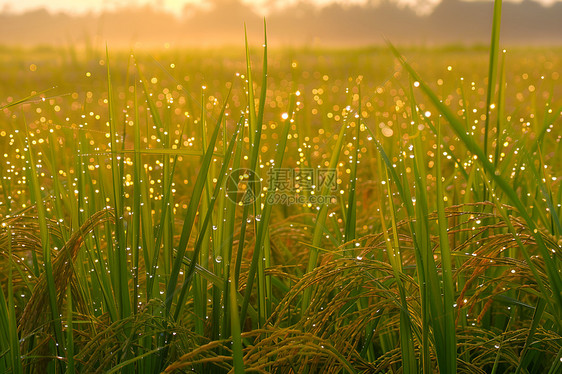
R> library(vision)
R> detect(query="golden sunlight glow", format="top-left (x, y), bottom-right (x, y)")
top-left (0, 0), bottom-right (559, 16)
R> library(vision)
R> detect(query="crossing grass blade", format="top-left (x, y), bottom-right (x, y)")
top-left (0, 87), bottom-right (56, 110)
top-left (105, 347), bottom-right (166, 374)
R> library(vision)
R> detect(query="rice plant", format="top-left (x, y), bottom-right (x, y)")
top-left (1, 2), bottom-right (561, 372)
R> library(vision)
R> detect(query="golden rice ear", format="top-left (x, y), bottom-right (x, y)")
top-left (18, 208), bottom-right (115, 339)
top-left (0, 206), bottom-right (45, 277)
top-left (163, 327), bottom-right (361, 373)
top-left (213, 201), bottom-right (556, 373)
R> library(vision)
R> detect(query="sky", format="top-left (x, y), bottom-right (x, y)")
top-left (1, 0), bottom-right (561, 16)
top-left (1, 0), bottom-right (560, 46)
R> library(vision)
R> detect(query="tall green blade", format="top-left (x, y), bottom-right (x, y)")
top-left (165, 90), bottom-right (231, 317)
top-left (344, 84), bottom-right (360, 251)
top-left (302, 118), bottom-right (347, 312)
top-left (106, 46), bottom-right (131, 320)
top-left (240, 93), bottom-right (296, 325)
top-left (23, 120), bottom-right (66, 366)
top-left (0, 229), bottom-right (23, 373)
top-left (483, 0), bottom-right (503, 165)
top-left (172, 109), bottom-right (241, 321)
top-left (436, 122), bottom-right (457, 374)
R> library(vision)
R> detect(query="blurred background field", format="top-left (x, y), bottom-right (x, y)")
top-left (1, 44), bottom-right (561, 223)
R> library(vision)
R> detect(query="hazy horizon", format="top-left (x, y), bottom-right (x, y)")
top-left (1, 0), bottom-right (561, 47)
top-left (1, 0), bottom-right (561, 16)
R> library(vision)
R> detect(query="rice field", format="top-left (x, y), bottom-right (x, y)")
top-left (1, 15), bottom-right (562, 374)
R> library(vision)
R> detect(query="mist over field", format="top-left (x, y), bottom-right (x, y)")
top-left (0, 0), bottom-right (561, 47)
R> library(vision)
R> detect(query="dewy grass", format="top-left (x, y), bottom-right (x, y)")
top-left (1, 8), bottom-right (562, 374)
